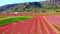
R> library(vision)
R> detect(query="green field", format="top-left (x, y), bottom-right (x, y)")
top-left (0, 16), bottom-right (33, 26)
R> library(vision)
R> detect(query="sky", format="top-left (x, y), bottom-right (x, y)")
top-left (0, 0), bottom-right (46, 6)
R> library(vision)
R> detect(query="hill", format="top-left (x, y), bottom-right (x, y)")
top-left (0, 2), bottom-right (42, 13)
top-left (0, 0), bottom-right (60, 13)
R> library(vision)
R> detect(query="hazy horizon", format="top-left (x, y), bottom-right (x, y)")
top-left (0, 0), bottom-right (46, 7)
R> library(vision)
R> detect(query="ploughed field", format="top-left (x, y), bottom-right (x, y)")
top-left (0, 13), bottom-right (60, 34)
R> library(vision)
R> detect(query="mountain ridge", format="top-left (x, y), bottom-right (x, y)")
top-left (0, 2), bottom-right (42, 13)
top-left (0, 0), bottom-right (60, 13)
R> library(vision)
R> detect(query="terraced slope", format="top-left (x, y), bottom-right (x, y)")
top-left (0, 16), bottom-right (60, 34)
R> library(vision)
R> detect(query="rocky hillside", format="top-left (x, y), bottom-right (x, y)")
top-left (0, 2), bottom-right (42, 13)
top-left (0, 0), bottom-right (60, 13)
top-left (47, 0), bottom-right (60, 5)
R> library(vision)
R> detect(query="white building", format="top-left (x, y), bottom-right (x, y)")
top-left (14, 12), bottom-right (19, 14)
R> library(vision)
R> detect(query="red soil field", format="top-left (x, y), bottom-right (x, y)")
top-left (45, 16), bottom-right (60, 31)
top-left (0, 16), bottom-right (60, 34)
